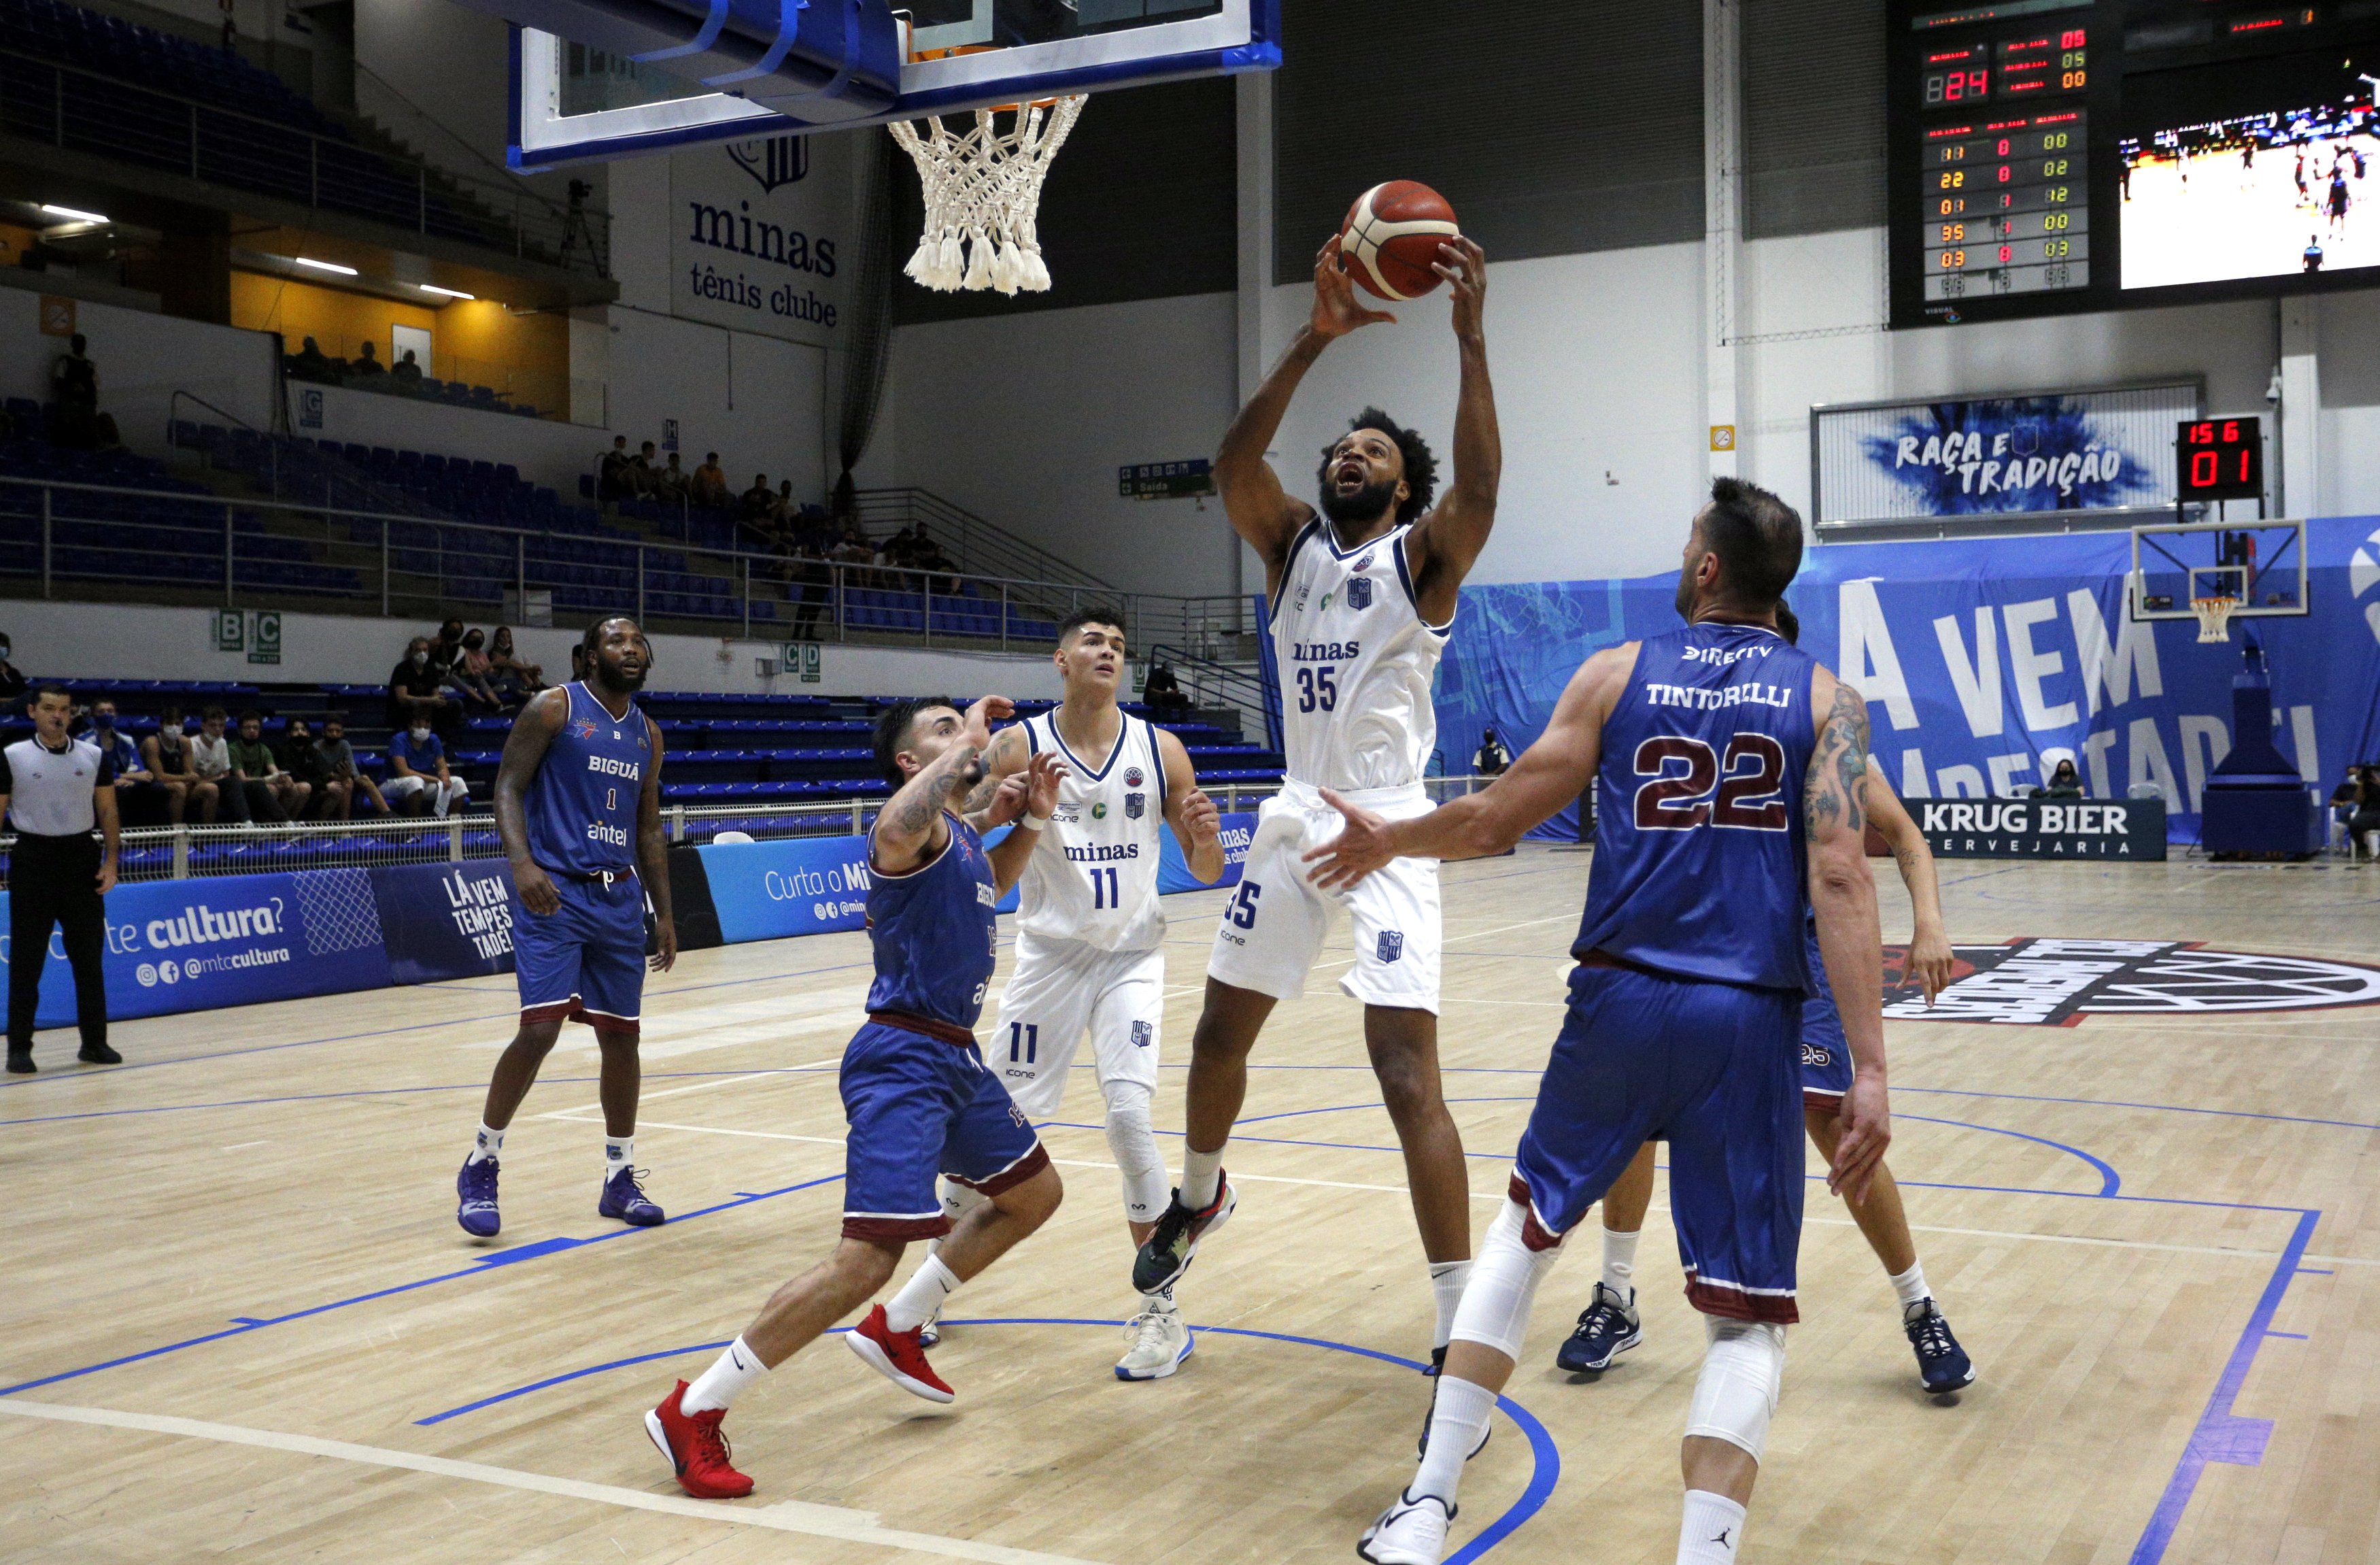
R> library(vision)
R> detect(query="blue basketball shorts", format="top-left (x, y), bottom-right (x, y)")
top-left (1510, 959), bottom-right (1807, 1324)
top-left (1798, 983), bottom-right (1852, 1108)
top-left (515, 871), bottom-right (648, 1039)
top-left (840, 1013), bottom-right (1050, 1243)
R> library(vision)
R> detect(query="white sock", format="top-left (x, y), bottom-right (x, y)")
top-left (681, 1336), bottom-right (768, 1415)
top-left (1139, 1289), bottom-right (1178, 1315)
top-left (1412, 1375), bottom-right (1495, 1504)
top-left (468, 1122), bottom-right (504, 1164)
top-left (1602, 1226), bottom-right (1642, 1302)
top-left (605, 1137), bottom-right (633, 1177)
top-left (1890, 1261), bottom-right (1931, 1311)
top-left (1429, 1261), bottom-right (1473, 1352)
top-left (1180, 1144), bottom-right (1226, 1211)
top-left (1678, 1490), bottom-right (1748, 1565)
top-left (883, 1254), bottom-right (961, 1334)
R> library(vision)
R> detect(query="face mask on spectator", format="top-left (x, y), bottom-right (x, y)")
top-left (409, 724), bottom-right (432, 743)
top-left (411, 650), bottom-right (428, 668)
top-left (93, 710), bottom-right (114, 730)
top-left (0, 643), bottom-right (12, 660)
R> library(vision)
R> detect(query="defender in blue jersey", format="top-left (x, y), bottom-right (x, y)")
top-left (454, 617), bottom-right (676, 1239)
top-left (1310, 480), bottom-right (1892, 1565)
top-left (1553, 605), bottom-right (1974, 1396)
top-left (645, 696), bottom-right (1066, 1501)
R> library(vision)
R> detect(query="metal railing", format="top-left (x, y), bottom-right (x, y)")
top-left (1146, 643), bottom-right (1274, 747)
top-left (1, 781), bottom-right (1503, 884)
top-left (0, 473), bottom-right (1253, 658)
top-left (850, 488), bottom-right (1112, 594)
top-left (0, 50), bottom-right (611, 275)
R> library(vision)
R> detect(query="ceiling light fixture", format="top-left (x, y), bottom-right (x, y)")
top-left (417, 284), bottom-right (475, 300)
top-left (294, 256), bottom-right (358, 275)
top-left (39, 203), bottom-right (109, 224)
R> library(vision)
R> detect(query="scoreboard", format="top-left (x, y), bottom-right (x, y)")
top-left (1889, 1), bottom-right (2380, 329)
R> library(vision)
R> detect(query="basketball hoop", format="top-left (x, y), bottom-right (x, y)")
top-left (888, 95), bottom-right (1085, 295)
top-left (2192, 594), bottom-right (2239, 643)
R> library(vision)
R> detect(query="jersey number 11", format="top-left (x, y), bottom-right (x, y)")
top-left (1089, 864), bottom-right (1121, 909)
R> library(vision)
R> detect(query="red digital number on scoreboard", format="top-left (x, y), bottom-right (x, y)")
top-left (2177, 418), bottom-right (2263, 499)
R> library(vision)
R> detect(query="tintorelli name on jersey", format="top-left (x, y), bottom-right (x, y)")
top-left (1064, 842), bottom-right (1141, 862)
top-left (1291, 639), bottom-right (1361, 662)
top-left (1642, 681), bottom-right (1796, 711)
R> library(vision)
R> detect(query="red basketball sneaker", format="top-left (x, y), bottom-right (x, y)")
top-left (845, 1304), bottom-right (956, 1403)
top-left (644, 1380), bottom-right (754, 1499)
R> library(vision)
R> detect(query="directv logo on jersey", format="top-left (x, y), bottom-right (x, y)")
top-left (1346, 576), bottom-right (1374, 609)
top-left (1643, 681), bottom-right (1795, 711)
top-left (1293, 639), bottom-right (1360, 662)
top-left (1125, 792), bottom-right (1145, 819)
top-left (1064, 842), bottom-right (1140, 862)
top-left (1680, 642), bottom-right (1775, 666)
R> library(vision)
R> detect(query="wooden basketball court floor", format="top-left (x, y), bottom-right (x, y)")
top-left (4, 845), bottom-right (2378, 1565)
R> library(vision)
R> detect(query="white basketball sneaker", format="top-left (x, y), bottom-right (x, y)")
top-left (1115, 1298), bottom-right (1193, 1381)
top-left (1358, 1488), bottom-right (1455, 1565)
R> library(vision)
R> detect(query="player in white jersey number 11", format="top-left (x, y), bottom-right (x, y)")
top-left (1131, 228), bottom-right (1504, 1396)
top-left (949, 609), bottom-right (1227, 1379)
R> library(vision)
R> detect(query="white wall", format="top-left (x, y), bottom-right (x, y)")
top-left (0, 290), bottom-right (277, 455)
top-left (1, 599), bottom-right (1065, 701)
top-left (299, 384), bottom-right (614, 495)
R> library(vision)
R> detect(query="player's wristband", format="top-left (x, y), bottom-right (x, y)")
top-left (1021, 811), bottom-right (1050, 832)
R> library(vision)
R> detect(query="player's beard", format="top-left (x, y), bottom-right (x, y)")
top-left (1319, 475), bottom-right (1399, 526)
top-left (1674, 567), bottom-right (1695, 621)
top-left (599, 652), bottom-right (649, 692)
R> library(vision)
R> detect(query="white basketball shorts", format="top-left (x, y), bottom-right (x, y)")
top-left (1206, 778), bottom-right (1442, 1013)
top-left (992, 929), bottom-right (1166, 1122)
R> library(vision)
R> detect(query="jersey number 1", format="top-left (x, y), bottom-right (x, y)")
top-left (1090, 864), bottom-right (1121, 909)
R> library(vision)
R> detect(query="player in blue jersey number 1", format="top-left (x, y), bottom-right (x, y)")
top-left (455, 617), bottom-right (676, 1238)
top-left (646, 695), bottom-right (1065, 1500)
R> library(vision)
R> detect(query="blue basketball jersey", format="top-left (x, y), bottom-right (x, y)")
top-left (865, 814), bottom-right (1000, 1029)
top-left (526, 681), bottom-right (650, 876)
top-left (1574, 622), bottom-right (1819, 992)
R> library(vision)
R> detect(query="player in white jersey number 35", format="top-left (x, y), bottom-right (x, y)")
top-left (955, 609), bottom-right (1226, 1378)
top-left (1130, 229), bottom-right (1505, 1393)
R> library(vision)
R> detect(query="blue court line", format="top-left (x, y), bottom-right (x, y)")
top-left (0, 1171), bottom-right (848, 1399)
top-left (1897, 1114), bottom-right (2121, 1197)
top-left (2264, 1331), bottom-right (2309, 1340)
top-left (409, 1321), bottom-right (1559, 1565)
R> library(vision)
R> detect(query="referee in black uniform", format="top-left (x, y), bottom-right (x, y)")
top-left (3, 684), bottom-right (121, 1073)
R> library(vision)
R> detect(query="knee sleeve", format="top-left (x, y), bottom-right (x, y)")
top-left (1448, 1200), bottom-right (1564, 1360)
top-left (937, 1176), bottom-right (989, 1224)
top-left (1684, 1319), bottom-right (1787, 1462)
top-left (1101, 1083), bottom-right (1168, 1226)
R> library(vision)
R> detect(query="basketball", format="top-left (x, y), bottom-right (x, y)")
top-left (1338, 180), bottom-right (1462, 301)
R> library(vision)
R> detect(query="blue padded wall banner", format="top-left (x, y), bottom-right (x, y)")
top-left (1433, 516), bottom-right (2380, 843)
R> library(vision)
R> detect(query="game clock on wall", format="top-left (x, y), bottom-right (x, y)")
top-left (1888, 1), bottom-right (2380, 329)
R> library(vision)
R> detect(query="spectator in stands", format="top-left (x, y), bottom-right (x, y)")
top-left (0, 632), bottom-right (26, 711)
top-left (740, 473), bottom-right (777, 528)
top-left (84, 699), bottom-right (163, 824)
top-left (51, 333), bottom-right (99, 449)
top-left (230, 709), bottom-right (306, 822)
top-left (1473, 726), bottom-right (1512, 777)
top-left (351, 341), bottom-right (386, 378)
top-left (598, 435), bottom-right (636, 501)
top-left (390, 635), bottom-right (458, 741)
top-left (569, 642), bottom-right (589, 684)
top-left (833, 525), bottom-right (876, 566)
top-left (2037, 757), bottom-right (2085, 798)
top-left (432, 616), bottom-right (468, 668)
top-left (1143, 661), bottom-right (1189, 712)
top-left (141, 703), bottom-right (212, 824)
top-left (277, 716), bottom-right (334, 818)
top-left (190, 706), bottom-right (242, 822)
top-left (488, 626), bottom-right (545, 699)
top-left (632, 441), bottom-right (662, 497)
top-left (2330, 764), bottom-right (2363, 851)
top-left (692, 452), bottom-right (729, 507)
top-left (449, 628), bottom-right (504, 710)
top-left (2351, 764), bottom-right (2380, 861)
top-left (910, 522), bottom-right (959, 592)
top-left (392, 348), bottom-right (425, 386)
top-left (314, 715), bottom-right (386, 819)
top-left (385, 717), bottom-right (470, 818)
top-left (656, 452), bottom-right (690, 503)
top-left (883, 525), bottom-right (918, 568)
top-left (290, 337), bottom-right (338, 384)
top-left (791, 541), bottom-right (831, 639)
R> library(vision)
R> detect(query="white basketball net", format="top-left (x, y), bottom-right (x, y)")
top-left (2192, 594), bottom-right (2239, 643)
top-left (889, 96), bottom-right (1086, 294)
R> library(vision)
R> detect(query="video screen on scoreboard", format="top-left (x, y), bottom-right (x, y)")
top-left (2119, 46), bottom-right (2380, 290)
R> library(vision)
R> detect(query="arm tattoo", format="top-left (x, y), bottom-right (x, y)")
top-left (894, 743), bottom-right (982, 836)
top-left (1805, 684), bottom-right (1872, 839)
top-left (958, 730), bottom-right (1015, 813)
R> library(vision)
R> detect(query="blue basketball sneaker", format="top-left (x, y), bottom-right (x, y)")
top-left (1554, 1282), bottom-right (1642, 1374)
top-left (456, 1156), bottom-right (500, 1237)
top-left (1905, 1298), bottom-right (1975, 1393)
top-left (599, 1165), bottom-right (666, 1226)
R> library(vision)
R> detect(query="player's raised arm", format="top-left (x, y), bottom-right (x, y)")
top-left (1861, 775), bottom-right (1951, 1005)
top-left (959, 722), bottom-right (1030, 830)
top-left (984, 751), bottom-right (1066, 898)
top-left (1214, 238), bottom-right (1392, 588)
top-left (872, 696), bottom-right (1010, 877)
top-left (1155, 726), bottom-right (1225, 884)
top-left (1306, 644), bottom-right (1635, 888)
top-left (638, 713), bottom-right (676, 973)
top-left (1806, 666), bottom-right (1890, 1201)
top-left (495, 686), bottom-right (569, 916)
top-left (1404, 237), bottom-right (1499, 620)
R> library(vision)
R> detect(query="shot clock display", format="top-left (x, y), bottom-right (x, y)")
top-left (1889, 2), bottom-right (2380, 328)
top-left (2176, 416), bottom-right (2264, 502)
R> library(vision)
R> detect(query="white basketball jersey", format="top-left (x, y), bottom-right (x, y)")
top-left (1273, 518), bottom-right (1448, 792)
top-left (1015, 711), bottom-right (1168, 952)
